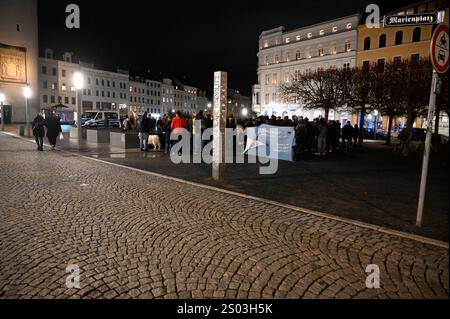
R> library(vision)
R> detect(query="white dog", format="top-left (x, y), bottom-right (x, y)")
top-left (148, 135), bottom-right (161, 150)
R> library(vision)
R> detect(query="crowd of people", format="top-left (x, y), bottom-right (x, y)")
top-left (128, 111), bottom-right (361, 160)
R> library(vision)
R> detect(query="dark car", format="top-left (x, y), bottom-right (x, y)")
top-left (410, 128), bottom-right (426, 142)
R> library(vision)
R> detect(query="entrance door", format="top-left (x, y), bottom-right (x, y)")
top-left (0, 105), bottom-right (12, 124)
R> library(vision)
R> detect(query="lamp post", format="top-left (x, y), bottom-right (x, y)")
top-left (23, 86), bottom-right (32, 135)
top-left (0, 93), bottom-right (5, 131)
top-left (72, 72), bottom-right (84, 143)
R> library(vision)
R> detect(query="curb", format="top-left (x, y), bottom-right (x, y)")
top-left (2, 131), bottom-right (449, 249)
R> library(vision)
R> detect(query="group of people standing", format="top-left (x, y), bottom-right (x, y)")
top-left (32, 111), bottom-right (62, 151)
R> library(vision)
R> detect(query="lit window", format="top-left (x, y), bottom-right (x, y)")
top-left (306, 48), bottom-right (312, 58)
top-left (345, 40), bottom-right (351, 52)
top-left (296, 35), bottom-right (301, 41)
top-left (346, 23), bottom-right (352, 29)
top-left (61, 84), bottom-right (67, 91)
top-left (284, 73), bottom-right (290, 83)
top-left (331, 43), bottom-right (337, 54)
top-left (285, 52), bottom-right (290, 62)
top-left (275, 55), bottom-right (279, 63)
top-left (332, 26), bottom-right (338, 32)
top-left (272, 74), bottom-right (277, 85)
top-left (318, 46), bottom-right (324, 56)
top-left (263, 40), bottom-right (268, 48)
top-left (319, 30), bottom-right (324, 36)
top-left (296, 50), bottom-right (301, 60)
top-left (307, 33), bottom-right (312, 38)
top-left (285, 38), bottom-right (290, 43)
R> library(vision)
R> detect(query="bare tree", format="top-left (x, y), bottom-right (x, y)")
top-left (280, 68), bottom-right (344, 121)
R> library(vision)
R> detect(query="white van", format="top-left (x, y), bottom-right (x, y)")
top-left (81, 111), bottom-right (120, 127)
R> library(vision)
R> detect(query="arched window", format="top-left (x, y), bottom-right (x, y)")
top-left (295, 50), bottom-right (301, 60)
top-left (379, 34), bottom-right (387, 48)
top-left (363, 37), bottom-right (371, 50)
top-left (395, 31), bottom-right (403, 45)
top-left (412, 27), bottom-right (421, 42)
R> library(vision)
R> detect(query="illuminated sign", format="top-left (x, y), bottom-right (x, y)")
top-left (384, 13), bottom-right (437, 27)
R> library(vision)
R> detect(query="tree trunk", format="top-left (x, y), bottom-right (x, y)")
top-left (324, 106), bottom-right (330, 121)
top-left (386, 112), bottom-right (394, 145)
top-left (405, 105), bottom-right (416, 132)
top-left (358, 105), bottom-right (365, 145)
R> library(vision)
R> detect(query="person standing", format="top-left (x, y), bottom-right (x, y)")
top-left (32, 112), bottom-right (45, 151)
top-left (139, 112), bottom-right (151, 151)
top-left (353, 124), bottom-right (360, 146)
top-left (171, 111), bottom-right (187, 155)
top-left (315, 118), bottom-right (328, 156)
top-left (45, 111), bottom-right (62, 150)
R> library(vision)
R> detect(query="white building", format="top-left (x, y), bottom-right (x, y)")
top-left (129, 76), bottom-right (162, 118)
top-left (39, 49), bottom-right (129, 122)
top-left (253, 14), bottom-right (360, 120)
top-left (0, 0), bottom-right (39, 124)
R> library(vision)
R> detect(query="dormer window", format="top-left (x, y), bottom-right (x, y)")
top-left (332, 26), bottom-right (338, 32)
top-left (307, 33), bottom-right (312, 38)
top-left (285, 38), bottom-right (290, 43)
top-left (319, 29), bottom-right (325, 36)
top-left (296, 35), bottom-right (301, 41)
top-left (346, 23), bottom-right (352, 29)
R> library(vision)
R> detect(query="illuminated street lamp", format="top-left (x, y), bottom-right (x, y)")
top-left (0, 93), bottom-right (5, 131)
top-left (23, 86), bottom-right (32, 134)
top-left (242, 108), bottom-right (248, 117)
top-left (72, 72), bottom-right (84, 143)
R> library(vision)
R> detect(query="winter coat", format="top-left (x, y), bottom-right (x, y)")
top-left (32, 116), bottom-right (45, 138)
top-left (45, 115), bottom-right (62, 138)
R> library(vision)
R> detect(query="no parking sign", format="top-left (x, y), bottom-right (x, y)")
top-left (431, 23), bottom-right (449, 74)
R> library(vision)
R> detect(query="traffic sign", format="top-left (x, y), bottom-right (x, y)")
top-left (430, 23), bottom-right (449, 74)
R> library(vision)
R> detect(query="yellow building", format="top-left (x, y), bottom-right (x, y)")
top-left (355, 0), bottom-right (449, 135)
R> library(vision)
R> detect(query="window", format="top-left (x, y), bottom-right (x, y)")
top-left (345, 40), bottom-right (351, 52)
top-left (265, 93), bottom-right (269, 105)
top-left (318, 46), bottom-right (324, 56)
top-left (58, 96), bottom-right (62, 103)
top-left (330, 43), bottom-right (337, 54)
top-left (62, 69), bottom-right (66, 77)
top-left (107, 80), bottom-right (110, 87)
top-left (61, 83), bottom-right (66, 91)
top-left (306, 48), bottom-right (312, 58)
top-left (343, 63), bottom-right (350, 70)
top-left (362, 61), bottom-right (370, 71)
top-left (284, 72), bottom-right (290, 83)
top-left (43, 80), bottom-right (48, 89)
top-left (272, 93), bottom-right (277, 103)
top-left (377, 58), bottom-right (385, 72)
top-left (272, 74), bottom-right (277, 85)
top-left (379, 34), bottom-right (387, 48)
top-left (296, 50), bottom-right (301, 60)
top-left (263, 40), bottom-right (268, 48)
top-left (346, 23), bottom-right (352, 29)
top-left (363, 37), bottom-right (371, 50)
top-left (101, 79), bottom-right (105, 86)
top-left (96, 79), bottom-right (99, 85)
top-left (64, 97), bottom-right (69, 104)
top-left (52, 68), bottom-right (57, 76)
top-left (51, 82), bottom-right (57, 90)
top-left (296, 35), bottom-right (301, 41)
top-left (285, 52), bottom-right (290, 62)
top-left (332, 26), bottom-right (338, 32)
top-left (275, 55), bottom-right (279, 63)
top-left (265, 74), bottom-right (270, 85)
top-left (41, 66), bottom-right (47, 74)
top-left (96, 90), bottom-right (99, 97)
top-left (43, 95), bottom-right (48, 103)
top-left (411, 53), bottom-right (420, 64)
top-left (395, 31), bottom-right (403, 45)
top-left (393, 56), bottom-right (402, 65)
top-left (319, 29), bottom-right (324, 36)
top-left (294, 70), bottom-right (301, 81)
top-left (307, 32), bottom-right (312, 38)
top-left (285, 38), bottom-right (290, 43)
top-left (50, 96), bottom-right (55, 103)
top-left (412, 27), bottom-right (421, 42)
top-left (88, 77), bottom-right (91, 85)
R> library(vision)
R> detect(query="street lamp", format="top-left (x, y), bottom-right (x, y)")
top-left (0, 93), bottom-right (5, 131)
top-left (72, 72), bottom-right (84, 143)
top-left (242, 108), bottom-right (248, 117)
top-left (23, 86), bottom-right (32, 134)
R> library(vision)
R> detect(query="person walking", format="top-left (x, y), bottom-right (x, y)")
top-left (45, 111), bottom-right (62, 150)
top-left (353, 124), bottom-right (360, 146)
top-left (342, 121), bottom-right (354, 152)
top-left (32, 112), bottom-right (45, 151)
top-left (139, 112), bottom-right (151, 151)
top-left (164, 117), bottom-right (173, 154)
top-left (171, 111), bottom-right (188, 155)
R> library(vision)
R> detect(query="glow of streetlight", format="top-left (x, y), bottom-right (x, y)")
top-left (242, 108), bottom-right (248, 117)
top-left (23, 86), bottom-right (32, 99)
top-left (0, 93), bottom-right (5, 103)
top-left (207, 103), bottom-right (212, 108)
top-left (72, 72), bottom-right (84, 90)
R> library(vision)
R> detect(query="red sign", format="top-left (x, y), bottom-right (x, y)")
top-left (430, 23), bottom-right (449, 74)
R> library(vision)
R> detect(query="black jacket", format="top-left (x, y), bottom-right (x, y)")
top-left (32, 116), bottom-right (46, 137)
top-left (45, 115), bottom-right (62, 138)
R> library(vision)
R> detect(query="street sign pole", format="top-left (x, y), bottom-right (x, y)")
top-left (416, 70), bottom-right (439, 227)
top-left (416, 22), bottom-right (448, 227)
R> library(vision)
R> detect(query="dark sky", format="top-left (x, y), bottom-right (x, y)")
top-left (37, 0), bottom-right (417, 96)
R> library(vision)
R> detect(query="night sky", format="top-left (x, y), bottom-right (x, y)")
top-left (37, 0), bottom-right (418, 96)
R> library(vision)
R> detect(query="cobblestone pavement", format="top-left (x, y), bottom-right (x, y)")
top-left (0, 133), bottom-right (448, 299)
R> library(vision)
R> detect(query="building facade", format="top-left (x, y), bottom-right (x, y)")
top-left (253, 14), bottom-right (360, 120)
top-left (356, 0), bottom-right (449, 135)
top-left (0, 0), bottom-right (39, 124)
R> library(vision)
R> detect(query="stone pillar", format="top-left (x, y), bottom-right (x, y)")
top-left (212, 71), bottom-right (227, 181)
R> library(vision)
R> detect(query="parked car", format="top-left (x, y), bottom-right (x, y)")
top-left (81, 111), bottom-right (121, 127)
